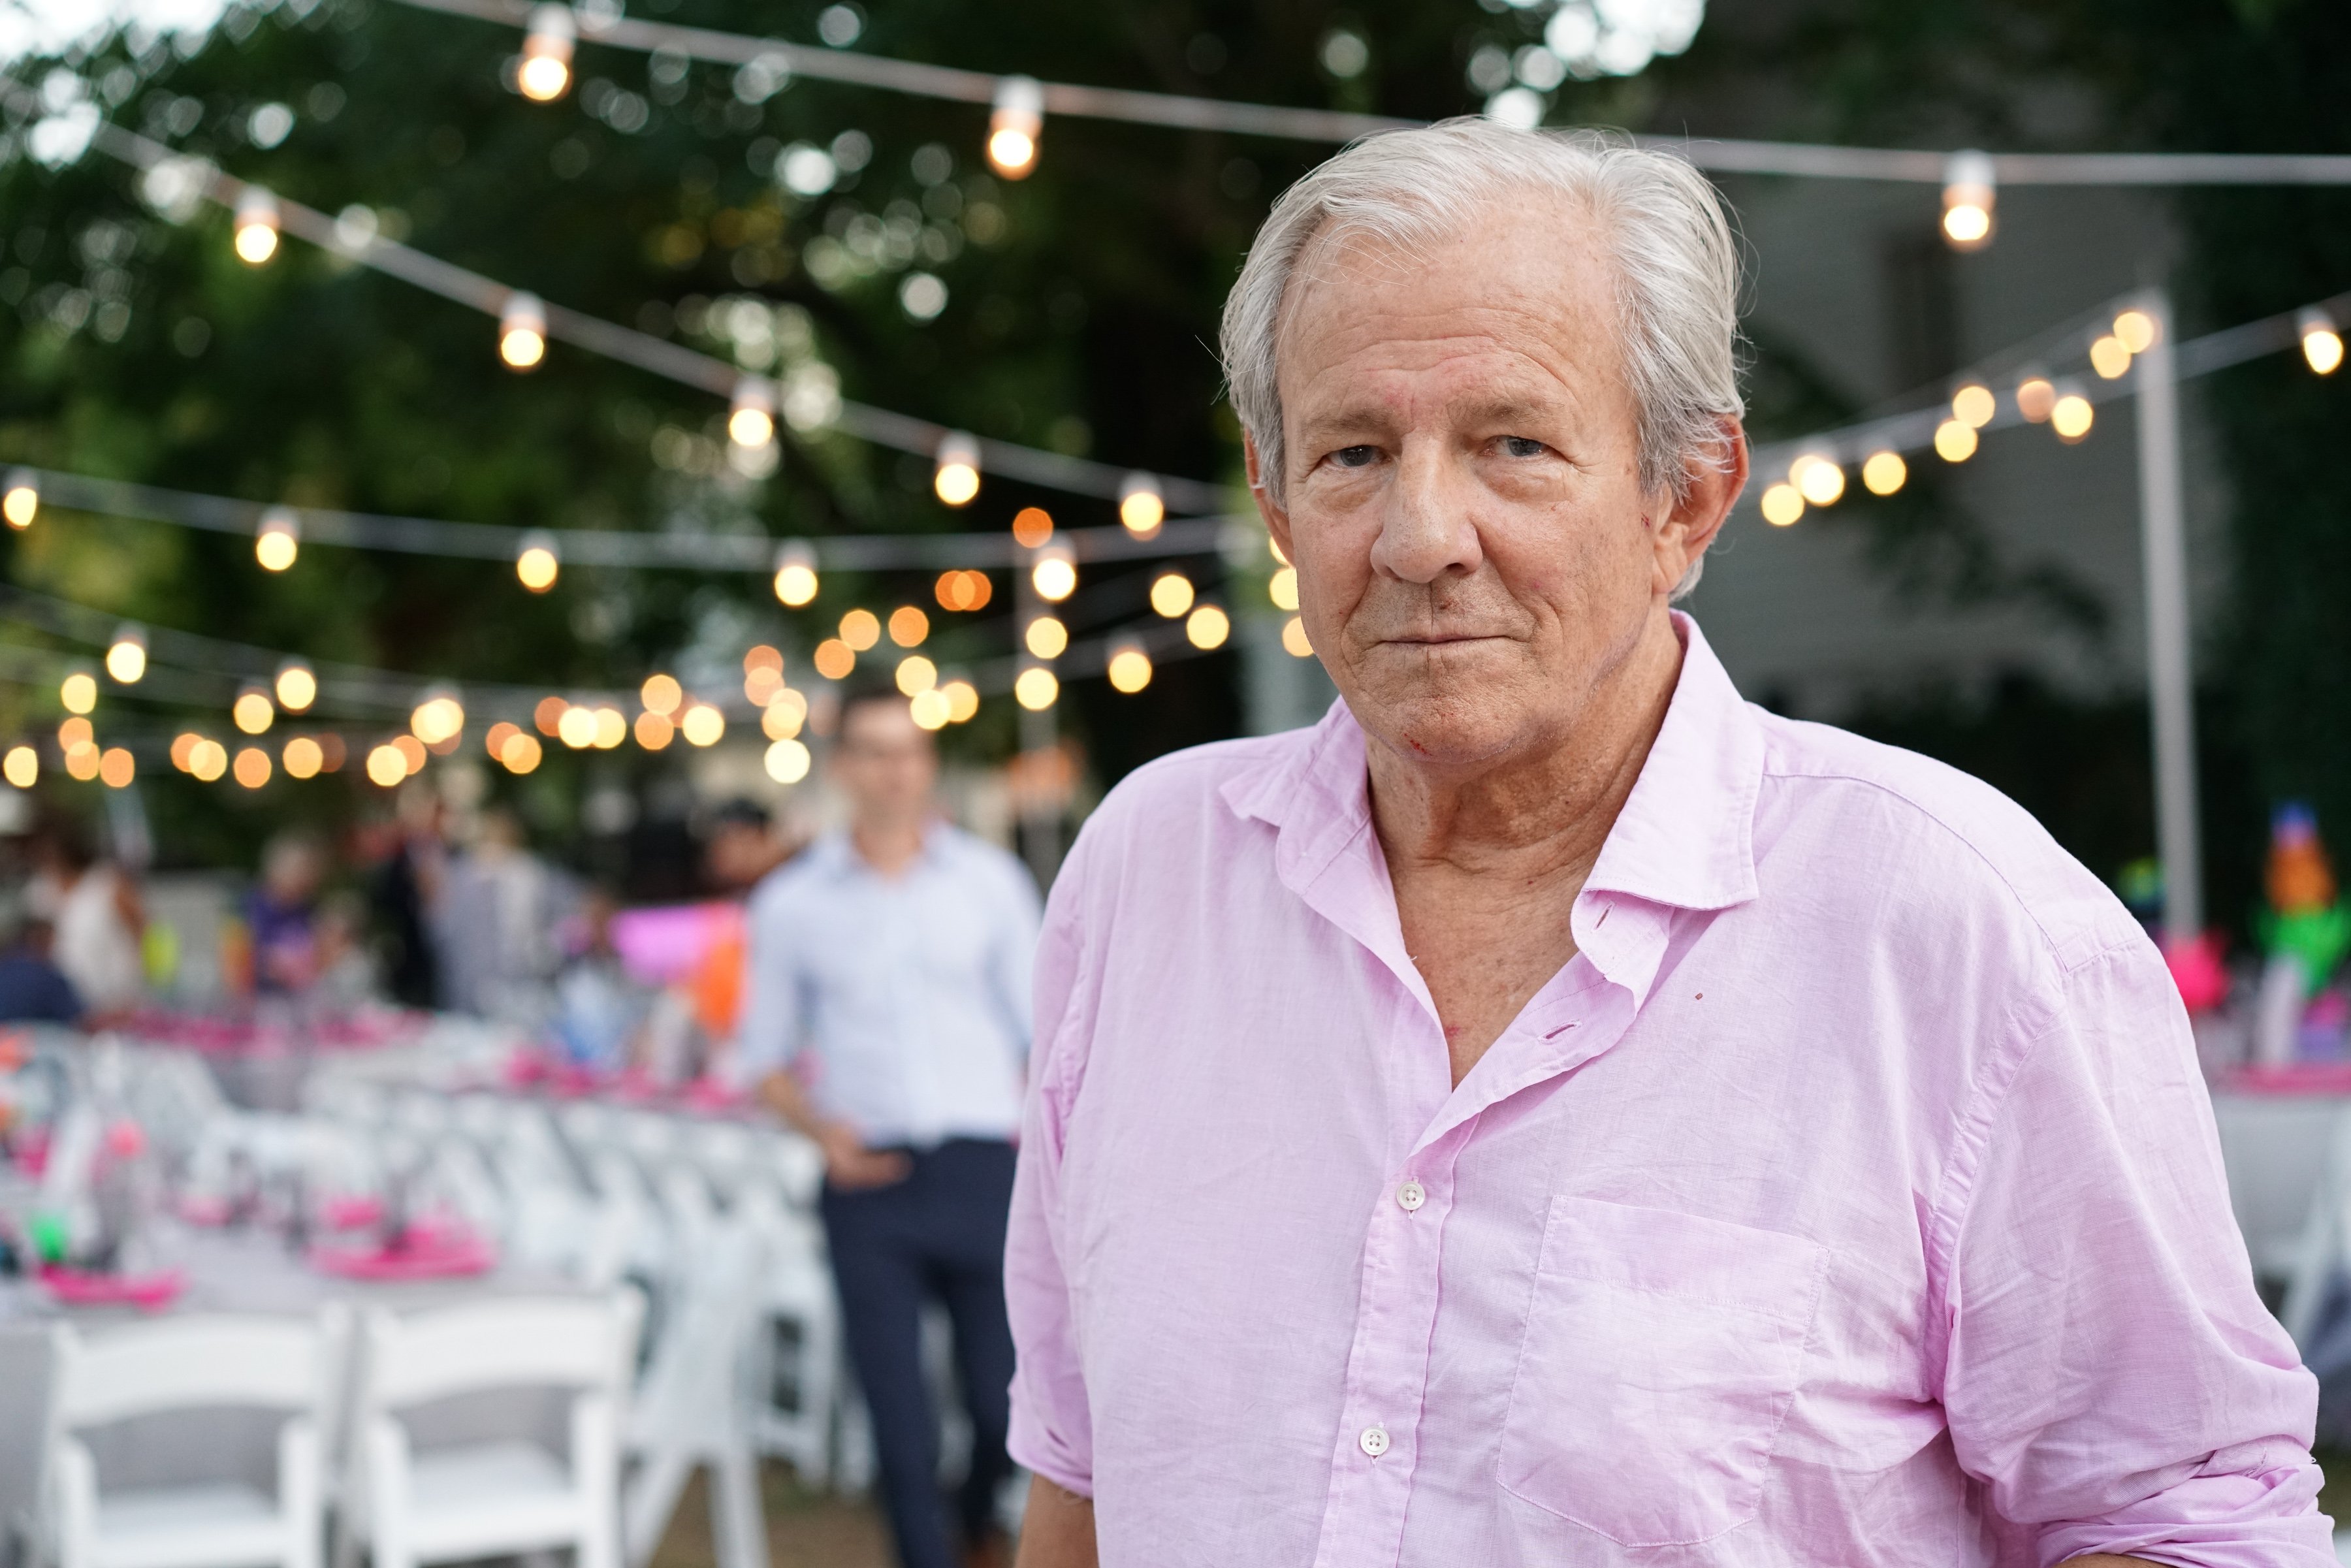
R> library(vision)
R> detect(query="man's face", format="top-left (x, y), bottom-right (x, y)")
top-left (1257, 197), bottom-right (1733, 772)
top-left (833, 698), bottom-right (938, 825)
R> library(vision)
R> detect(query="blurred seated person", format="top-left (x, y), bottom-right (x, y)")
top-left (244, 829), bottom-right (329, 994)
top-left (704, 797), bottom-right (798, 892)
top-left (552, 886), bottom-right (655, 1074)
top-left (25, 817), bottom-right (142, 1021)
top-left (0, 905), bottom-right (84, 1026)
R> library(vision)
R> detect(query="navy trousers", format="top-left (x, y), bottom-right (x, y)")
top-left (820, 1138), bottom-right (1018, 1568)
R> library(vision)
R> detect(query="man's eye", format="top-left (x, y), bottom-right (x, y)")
top-left (1501, 436), bottom-right (1547, 458)
top-left (1329, 445), bottom-right (1379, 469)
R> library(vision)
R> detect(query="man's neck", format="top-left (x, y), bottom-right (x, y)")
top-left (1366, 611), bottom-right (1683, 891)
top-left (850, 817), bottom-right (928, 877)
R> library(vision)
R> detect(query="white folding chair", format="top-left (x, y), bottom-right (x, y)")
top-left (342, 1294), bottom-right (639, 1568)
top-left (50, 1309), bottom-right (346, 1568)
top-left (734, 1180), bottom-right (841, 1488)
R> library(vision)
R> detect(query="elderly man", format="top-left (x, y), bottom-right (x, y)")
top-left (1006, 123), bottom-right (2326, 1567)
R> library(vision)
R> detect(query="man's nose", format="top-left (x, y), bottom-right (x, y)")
top-left (1367, 442), bottom-right (1483, 585)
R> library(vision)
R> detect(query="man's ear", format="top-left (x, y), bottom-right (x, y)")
top-left (1653, 419), bottom-right (1747, 596)
top-left (1245, 432), bottom-right (1296, 564)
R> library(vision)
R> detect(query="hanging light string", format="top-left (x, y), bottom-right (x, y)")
top-left (387, 0), bottom-right (2351, 187)
top-left (1740, 282), bottom-right (2351, 522)
top-left (0, 72), bottom-right (1237, 520)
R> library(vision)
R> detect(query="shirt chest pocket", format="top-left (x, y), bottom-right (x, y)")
top-left (1498, 1196), bottom-right (1826, 1548)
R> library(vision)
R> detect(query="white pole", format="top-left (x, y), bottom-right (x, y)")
top-left (2135, 289), bottom-right (2203, 942)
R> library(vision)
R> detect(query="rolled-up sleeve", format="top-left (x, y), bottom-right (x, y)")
top-left (1005, 832), bottom-right (1096, 1497)
top-left (1941, 938), bottom-right (2332, 1567)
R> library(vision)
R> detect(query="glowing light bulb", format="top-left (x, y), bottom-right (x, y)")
top-left (762, 692), bottom-right (807, 739)
top-left (2016, 377), bottom-right (2056, 423)
top-left (813, 639), bottom-right (855, 680)
top-left (2051, 389), bottom-right (2094, 443)
top-left (232, 746), bottom-right (270, 789)
top-left (1933, 419), bottom-right (1979, 463)
top-left (283, 736), bottom-right (323, 778)
top-left (517, 3), bottom-right (575, 102)
top-left (189, 739), bottom-right (227, 782)
top-left (933, 431), bottom-right (980, 506)
top-left (104, 626), bottom-right (146, 684)
top-left (935, 569), bottom-right (992, 612)
top-left (889, 605), bottom-right (930, 647)
top-left (1150, 572), bottom-right (1195, 618)
top-left (392, 735), bottom-right (426, 773)
top-left (171, 733), bottom-right (202, 771)
top-left (2113, 309), bottom-right (2158, 354)
top-left (1281, 616), bottom-right (1314, 658)
top-left (765, 737), bottom-right (811, 782)
top-left (99, 747), bottom-right (135, 789)
top-left (1031, 546), bottom-right (1076, 603)
top-left (773, 541), bottom-right (820, 605)
top-left (499, 292), bottom-right (547, 370)
top-left (1861, 451), bottom-right (1908, 496)
top-left (233, 188), bottom-right (280, 264)
top-left (1011, 507), bottom-right (1053, 548)
top-left (57, 718), bottom-right (91, 751)
top-left (64, 743), bottom-right (99, 781)
top-left (255, 507), bottom-right (300, 571)
top-left (410, 693), bottom-right (466, 746)
top-left (1118, 472), bottom-right (1164, 536)
top-left (2301, 309), bottom-right (2344, 376)
top-left (1759, 483), bottom-right (1804, 527)
top-left (729, 378), bottom-right (776, 449)
top-left (1950, 383), bottom-right (1996, 429)
top-left (1269, 566), bottom-right (1300, 611)
top-left (59, 671), bottom-right (97, 715)
top-left (591, 707), bottom-right (626, 748)
top-left (2, 745), bottom-right (35, 788)
top-left (516, 532), bottom-right (560, 592)
top-left (501, 731), bottom-right (543, 773)
top-left (2089, 334), bottom-right (2132, 380)
top-left (1025, 616), bottom-right (1068, 660)
top-left (909, 688), bottom-right (951, 729)
top-left (1186, 604), bottom-right (1230, 650)
top-left (680, 704), bottom-right (725, 746)
top-left (3, 470), bottom-right (37, 530)
top-left (896, 654), bottom-right (938, 696)
top-left (1790, 455), bottom-right (1845, 507)
top-left (275, 660), bottom-right (317, 711)
top-left (840, 608), bottom-right (881, 651)
top-left (1107, 645), bottom-right (1152, 694)
top-left (634, 711), bottom-right (673, 750)
top-left (1015, 666), bottom-right (1059, 711)
top-left (641, 673), bottom-right (682, 715)
top-left (1940, 150), bottom-right (1994, 251)
top-left (942, 680), bottom-right (980, 722)
top-left (558, 705), bottom-right (598, 748)
top-left (366, 744), bottom-right (408, 786)
top-left (987, 76), bottom-right (1044, 180)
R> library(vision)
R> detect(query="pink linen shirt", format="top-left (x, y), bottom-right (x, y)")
top-left (1005, 615), bottom-right (2329, 1567)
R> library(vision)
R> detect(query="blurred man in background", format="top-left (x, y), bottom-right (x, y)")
top-left (741, 682), bottom-right (1041, 1568)
top-left (25, 817), bottom-right (142, 1022)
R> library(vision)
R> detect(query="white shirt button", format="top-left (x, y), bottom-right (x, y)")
top-left (1396, 1179), bottom-right (1426, 1212)
top-left (1359, 1424), bottom-right (1390, 1458)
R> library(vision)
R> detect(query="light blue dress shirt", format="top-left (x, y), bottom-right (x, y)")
top-left (738, 824), bottom-right (1041, 1146)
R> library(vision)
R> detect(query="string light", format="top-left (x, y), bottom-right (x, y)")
top-left (188, 739), bottom-right (227, 782)
top-left (1025, 616), bottom-right (1069, 659)
top-left (500, 731), bottom-right (543, 772)
top-left (680, 704), bottom-right (726, 746)
top-left (170, 733), bottom-right (201, 771)
top-left (942, 679), bottom-right (980, 722)
top-left (392, 735), bottom-right (427, 772)
top-left (641, 673), bottom-right (683, 714)
top-left (889, 605), bottom-right (931, 647)
top-left (232, 746), bottom-right (270, 789)
top-left (1281, 616), bottom-right (1313, 658)
top-left (57, 718), bottom-right (91, 751)
top-left (2089, 334), bottom-right (2132, 379)
top-left (762, 691), bottom-right (808, 739)
top-left (773, 541), bottom-right (820, 606)
top-left (59, 670), bottom-right (97, 715)
top-left (484, 720), bottom-right (520, 757)
top-left (1790, 454), bottom-right (1845, 506)
top-left (634, 710), bottom-right (673, 749)
top-left (765, 737), bottom-right (812, 782)
top-left (840, 608), bottom-right (882, 651)
top-left (729, 378), bottom-right (777, 449)
top-left (1933, 419), bottom-right (1979, 463)
top-left (1150, 571), bottom-right (1195, 617)
top-left (3, 470), bottom-right (36, 530)
top-left (275, 660), bottom-right (317, 711)
top-left (744, 646), bottom-right (785, 704)
top-left (935, 569), bottom-right (992, 611)
top-left (558, 704), bottom-right (598, 748)
top-left (813, 638), bottom-right (855, 679)
top-left (534, 696), bottom-right (568, 735)
top-left (64, 742), bottom-right (99, 782)
top-left (910, 688), bottom-right (951, 729)
top-left (1107, 644), bottom-right (1153, 694)
top-left (1268, 566), bottom-right (1300, 611)
top-left (1014, 666), bottom-right (1059, 710)
top-left (933, 432), bottom-right (981, 506)
top-left (228, 685), bottom-right (272, 734)
top-left (1861, 451), bottom-right (1907, 495)
top-left (411, 691), bottom-right (466, 745)
top-left (1031, 545), bottom-right (1077, 602)
top-left (592, 707), bottom-right (628, 748)
top-left (255, 507), bottom-right (300, 571)
top-left (1012, 507), bottom-right (1054, 548)
top-left (2113, 309), bottom-right (2158, 354)
top-left (365, 743), bottom-right (408, 786)
top-left (1940, 150), bottom-right (1994, 251)
top-left (99, 748), bottom-right (134, 788)
top-left (517, 3), bottom-right (576, 101)
top-left (987, 75), bottom-right (1044, 180)
top-left (283, 735), bottom-right (324, 778)
top-left (2015, 376), bottom-right (2056, 423)
top-left (1186, 603), bottom-right (1230, 650)
top-left (104, 626), bottom-right (146, 684)
top-left (1, 746), bottom-right (33, 788)
top-left (2051, 385), bottom-right (2095, 443)
top-left (498, 292), bottom-right (547, 370)
top-left (1118, 472), bottom-right (1165, 536)
top-left (232, 189), bottom-right (280, 264)
top-left (1759, 483), bottom-right (1804, 526)
top-left (896, 654), bottom-right (938, 695)
top-left (1950, 383), bottom-right (1996, 428)
top-left (2301, 308), bottom-right (2344, 376)
top-left (516, 531), bottom-right (560, 592)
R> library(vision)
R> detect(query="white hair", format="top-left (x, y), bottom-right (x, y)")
top-left (1220, 120), bottom-right (1744, 595)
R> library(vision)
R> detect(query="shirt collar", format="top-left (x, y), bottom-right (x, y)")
top-left (1220, 611), bottom-right (1763, 917)
top-left (810, 820), bottom-right (953, 879)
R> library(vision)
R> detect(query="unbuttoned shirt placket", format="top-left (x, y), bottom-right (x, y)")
top-left (1306, 890), bottom-right (1671, 1568)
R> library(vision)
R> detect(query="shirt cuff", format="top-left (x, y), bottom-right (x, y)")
top-left (2033, 1457), bottom-right (2335, 1568)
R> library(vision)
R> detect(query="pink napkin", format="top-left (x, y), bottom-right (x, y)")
top-left (40, 1266), bottom-right (186, 1310)
top-left (311, 1224), bottom-right (494, 1281)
